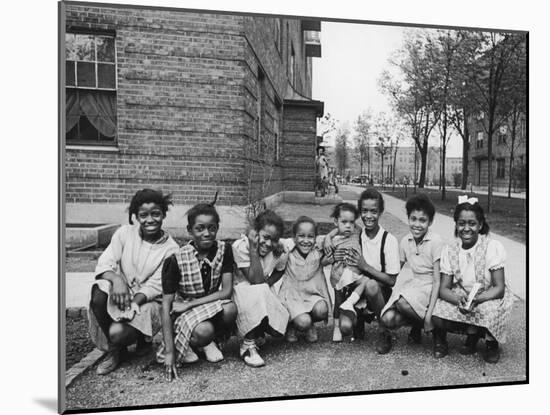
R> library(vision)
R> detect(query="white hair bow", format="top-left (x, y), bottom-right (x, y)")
top-left (458, 195), bottom-right (478, 205)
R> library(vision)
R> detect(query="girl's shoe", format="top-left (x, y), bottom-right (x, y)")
top-left (332, 325), bottom-right (343, 342)
top-left (459, 333), bottom-right (481, 355)
top-left (134, 335), bottom-right (153, 357)
top-left (285, 326), bottom-right (298, 343)
top-left (96, 348), bottom-right (124, 375)
top-left (483, 340), bottom-right (500, 363)
top-left (240, 340), bottom-right (265, 367)
top-left (375, 330), bottom-right (393, 354)
top-left (407, 326), bottom-right (422, 344)
top-left (181, 347), bottom-right (199, 364)
top-left (305, 325), bottom-right (318, 343)
top-left (202, 341), bottom-right (224, 363)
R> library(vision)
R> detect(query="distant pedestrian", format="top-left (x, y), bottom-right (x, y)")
top-left (431, 196), bottom-right (514, 363)
top-left (232, 210), bottom-right (290, 367)
top-left (379, 194), bottom-right (443, 353)
top-left (277, 216), bottom-right (332, 343)
top-left (157, 195), bottom-right (237, 381)
top-left (88, 189), bottom-right (179, 375)
top-left (315, 147), bottom-right (329, 196)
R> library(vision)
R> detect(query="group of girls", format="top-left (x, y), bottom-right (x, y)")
top-left (87, 187), bottom-right (514, 380)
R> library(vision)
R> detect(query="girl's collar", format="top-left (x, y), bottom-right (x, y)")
top-left (139, 228), bottom-right (168, 245)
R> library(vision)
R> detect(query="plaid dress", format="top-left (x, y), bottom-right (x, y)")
top-left (156, 241), bottom-right (230, 363)
top-left (432, 236), bottom-right (514, 343)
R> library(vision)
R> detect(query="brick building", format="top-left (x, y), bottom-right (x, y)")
top-left (467, 111), bottom-right (527, 192)
top-left (63, 3), bottom-right (324, 237)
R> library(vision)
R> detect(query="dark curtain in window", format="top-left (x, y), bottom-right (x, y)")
top-left (66, 89), bottom-right (117, 137)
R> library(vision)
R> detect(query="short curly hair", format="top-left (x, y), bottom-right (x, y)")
top-left (405, 193), bottom-right (436, 221)
top-left (128, 189), bottom-right (172, 224)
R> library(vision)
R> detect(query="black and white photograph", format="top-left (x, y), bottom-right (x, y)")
top-left (57, 0), bottom-right (529, 413)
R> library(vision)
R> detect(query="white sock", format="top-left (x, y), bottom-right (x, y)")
top-left (347, 292), bottom-right (360, 305)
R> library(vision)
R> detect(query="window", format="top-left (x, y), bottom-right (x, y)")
top-left (256, 70), bottom-right (265, 154)
top-left (66, 32), bottom-right (117, 145)
top-left (274, 19), bottom-right (281, 52)
top-left (498, 125), bottom-right (508, 145)
top-left (289, 44), bottom-right (295, 86)
top-left (496, 158), bottom-right (506, 179)
top-left (476, 131), bottom-right (484, 149)
top-left (274, 115), bottom-right (280, 163)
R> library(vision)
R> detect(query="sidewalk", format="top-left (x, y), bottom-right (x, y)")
top-left (341, 185), bottom-right (526, 300)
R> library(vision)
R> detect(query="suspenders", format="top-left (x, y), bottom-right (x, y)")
top-left (360, 229), bottom-right (389, 273)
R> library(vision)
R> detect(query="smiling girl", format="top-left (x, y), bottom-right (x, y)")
top-left (157, 198), bottom-right (237, 381)
top-left (232, 210), bottom-right (290, 367)
top-left (88, 189), bottom-right (179, 375)
top-left (277, 216), bottom-right (331, 343)
top-left (431, 197), bottom-right (514, 363)
top-left (379, 194), bottom-right (443, 353)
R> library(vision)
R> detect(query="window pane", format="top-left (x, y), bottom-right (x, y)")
top-left (99, 130), bottom-right (115, 142)
top-left (98, 63), bottom-right (116, 89)
top-left (65, 33), bottom-right (77, 60)
top-left (97, 36), bottom-right (115, 62)
top-left (66, 122), bottom-right (79, 141)
top-left (79, 116), bottom-right (99, 141)
top-left (77, 62), bottom-right (96, 87)
top-left (66, 61), bottom-right (75, 86)
top-left (74, 34), bottom-right (95, 61)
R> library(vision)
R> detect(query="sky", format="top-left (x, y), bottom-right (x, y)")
top-left (312, 21), bottom-right (462, 157)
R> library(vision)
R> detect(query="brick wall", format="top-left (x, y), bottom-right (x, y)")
top-left (65, 5), bottom-right (318, 210)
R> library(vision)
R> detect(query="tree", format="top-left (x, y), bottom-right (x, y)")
top-left (334, 125), bottom-right (350, 176)
top-left (379, 31), bottom-right (442, 188)
top-left (353, 110), bottom-right (373, 178)
top-left (460, 31), bottom-right (526, 212)
top-left (498, 37), bottom-right (527, 198)
top-left (373, 112), bottom-right (393, 187)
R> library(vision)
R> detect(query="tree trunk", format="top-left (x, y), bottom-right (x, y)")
top-left (487, 121), bottom-right (494, 214)
top-left (461, 108), bottom-right (470, 190)
top-left (418, 145), bottom-right (428, 188)
top-left (441, 110), bottom-right (448, 201)
top-left (508, 110), bottom-right (518, 198)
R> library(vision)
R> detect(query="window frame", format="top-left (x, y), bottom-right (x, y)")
top-left (65, 30), bottom-right (118, 147)
top-left (496, 158), bottom-right (506, 179)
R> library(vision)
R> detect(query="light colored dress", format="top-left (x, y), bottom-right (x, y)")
top-left (381, 229), bottom-right (443, 319)
top-left (231, 236), bottom-right (290, 336)
top-left (432, 235), bottom-right (514, 343)
top-left (330, 233), bottom-right (363, 290)
top-left (277, 240), bottom-right (332, 320)
top-left (88, 224), bottom-right (179, 351)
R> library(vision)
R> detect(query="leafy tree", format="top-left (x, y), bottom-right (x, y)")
top-left (334, 125), bottom-right (351, 176)
top-left (460, 31), bottom-right (526, 212)
top-left (379, 31), bottom-right (442, 188)
top-left (353, 110), bottom-right (373, 177)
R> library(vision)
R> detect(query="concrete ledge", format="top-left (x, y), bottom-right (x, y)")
top-left (66, 348), bottom-right (105, 388)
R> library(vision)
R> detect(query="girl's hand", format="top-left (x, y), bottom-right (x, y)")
top-left (345, 248), bottom-right (367, 270)
top-left (272, 240), bottom-right (284, 257)
top-left (116, 301), bottom-right (141, 321)
top-left (171, 301), bottom-right (191, 315)
top-left (457, 296), bottom-right (472, 314)
top-left (164, 351), bottom-right (179, 382)
top-left (423, 314), bottom-right (434, 332)
top-left (323, 236), bottom-right (335, 256)
top-left (246, 229), bottom-right (259, 253)
top-left (333, 248), bottom-right (347, 262)
top-left (111, 275), bottom-right (131, 310)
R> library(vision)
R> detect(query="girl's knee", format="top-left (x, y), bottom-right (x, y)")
top-left (365, 279), bottom-right (380, 297)
top-left (221, 302), bottom-right (237, 324)
top-left (109, 322), bottom-right (136, 345)
top-left (293, 313), bottom-right (312, 331)
top-left (191, 321), bottom-right (215, 346)
top-left (311, 301), bottom-right (328, 321)
top-left (339, 316), bottom-right (354, 335)
top-left (381, 310), bottom-right (397, 329)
